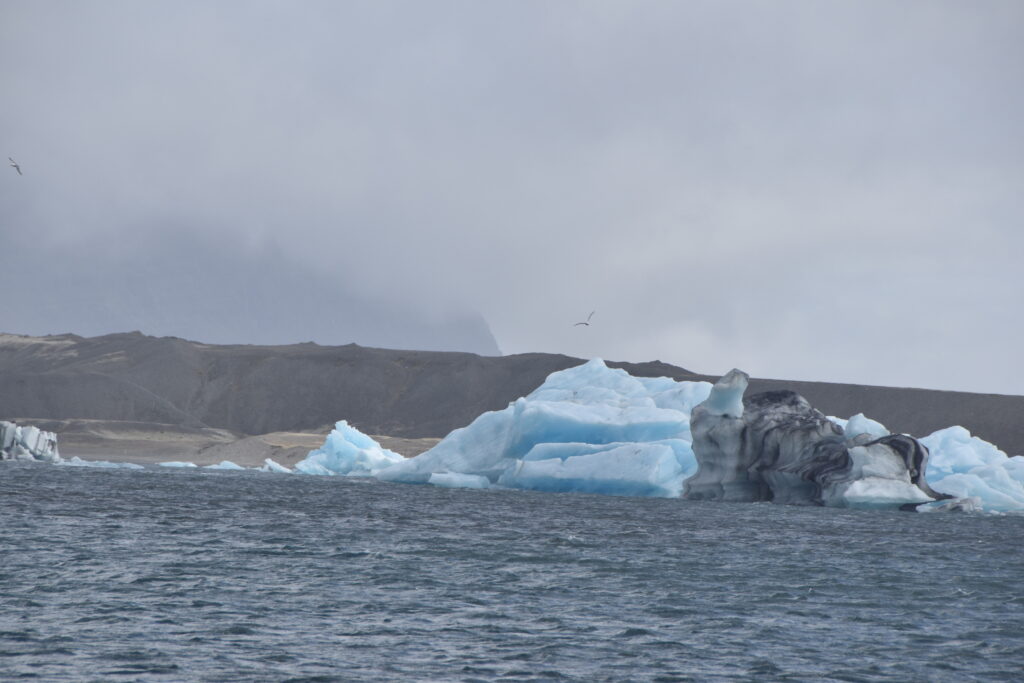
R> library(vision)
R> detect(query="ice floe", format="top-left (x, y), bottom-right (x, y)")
top-left (294, 420), bottom-right (404, 475)
top-left (1, 421), bottom-right (60, 462)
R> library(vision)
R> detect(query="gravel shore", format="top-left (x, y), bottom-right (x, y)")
top-left (7, 418), bottom-right (439, 468)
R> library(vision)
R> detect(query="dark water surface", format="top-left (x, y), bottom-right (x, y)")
top-left (2, 462), bottom-right (1023, 681)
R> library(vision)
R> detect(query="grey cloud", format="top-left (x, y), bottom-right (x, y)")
top-left (1, 0), bottom-right (1021, 393)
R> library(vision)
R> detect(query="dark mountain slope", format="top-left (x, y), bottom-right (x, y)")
top-left (1, 332), bottom-right (1021, 454)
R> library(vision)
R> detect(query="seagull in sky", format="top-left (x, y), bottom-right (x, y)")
top-left (574, 311), bottom-right (595, 327)
top-left (9, 157), bottom-right (21, 176)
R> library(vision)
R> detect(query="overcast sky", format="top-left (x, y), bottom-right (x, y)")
top-left (2, 1), bottom-right (1022, 394)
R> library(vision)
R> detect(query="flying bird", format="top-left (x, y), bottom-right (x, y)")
top-left (574, 311), bottom-right (595, 327)
top-left (8, 157), bottom-right (21, 176)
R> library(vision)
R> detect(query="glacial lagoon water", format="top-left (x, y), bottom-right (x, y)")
top-left (2, 462), bottom-right (1023, 681)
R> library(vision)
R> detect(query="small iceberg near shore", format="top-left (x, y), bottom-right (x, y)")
top-left (294, 420), bottom-right (404, 476)
top-left (59, 456), bottom-right (144, 470)
top-left (203, 460), bottom-right (246, 470)
top-left (260, 458), bottom-right (292, 474)
top-left (1, 421), bottom-right (61, 462)
top-left (922, 426), bottom-right (1024, 512)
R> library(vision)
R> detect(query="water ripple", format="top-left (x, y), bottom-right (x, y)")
top-left (2, 462), bottom-right (1023, 680)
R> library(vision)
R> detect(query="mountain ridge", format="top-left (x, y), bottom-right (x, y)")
top-left (1, 331), bottom-right (1021, 454)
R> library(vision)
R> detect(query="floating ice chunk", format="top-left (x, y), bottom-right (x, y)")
top-left (1, 421), bottom-right (60, 462)
top-left (376, 360), bottom-right (698, 492)
top-left (428, 472), bottom-right (491, 489)
top-left (260, 458), bottom-right (292, 474)
top-left (203, 460), bottom-right (245, 470)
top-left (59, 456), bottom-right (144, 469)
top-left (296, 420), bottom-right (404, 476)
top-left (158, 461), bottom-right (198, 468)
top-left (921, 426), bottom-right (1024, 513)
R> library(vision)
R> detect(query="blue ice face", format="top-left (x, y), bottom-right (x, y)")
top-left (373, 359), bottom-right (711, 497)
top-left (921, 427), bottom-right (1024, 513)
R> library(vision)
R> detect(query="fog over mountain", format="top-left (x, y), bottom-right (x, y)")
top-left (2, 1), bottom-right (1022, 393)
top-left (2, 230), bottom-right (500, 355)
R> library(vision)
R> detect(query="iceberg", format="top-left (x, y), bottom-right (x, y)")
top-left (59, 456), bottom-right (144, 470)
top-left (158, 461), bottom-right (198, 468)
top-left (294, 420), bottom-right (404, 476)
top-left (260, 458), bottom-right (292, 474)
top-left (375, 359), bottom-right (710, 498)
top-left (685, 369), bottom-right (947, 509)
top-left (12, 357), bottom-right (1021, 515)
top-left (369, 360), bottom-right (1021, 513)
top-left (1, 421), bottom-right (60, 462)
top-left (920, 426), bottom-right (1024, 513)
top-left (203, 460), bottom-right (245, 470)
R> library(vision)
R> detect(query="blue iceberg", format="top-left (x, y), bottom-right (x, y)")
top-left (921, 426), bottom-right (1024, 513)
top-left (294, 420), bottom-right (404, 475)
top-left (374, 359), bottom-right (709, 498)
